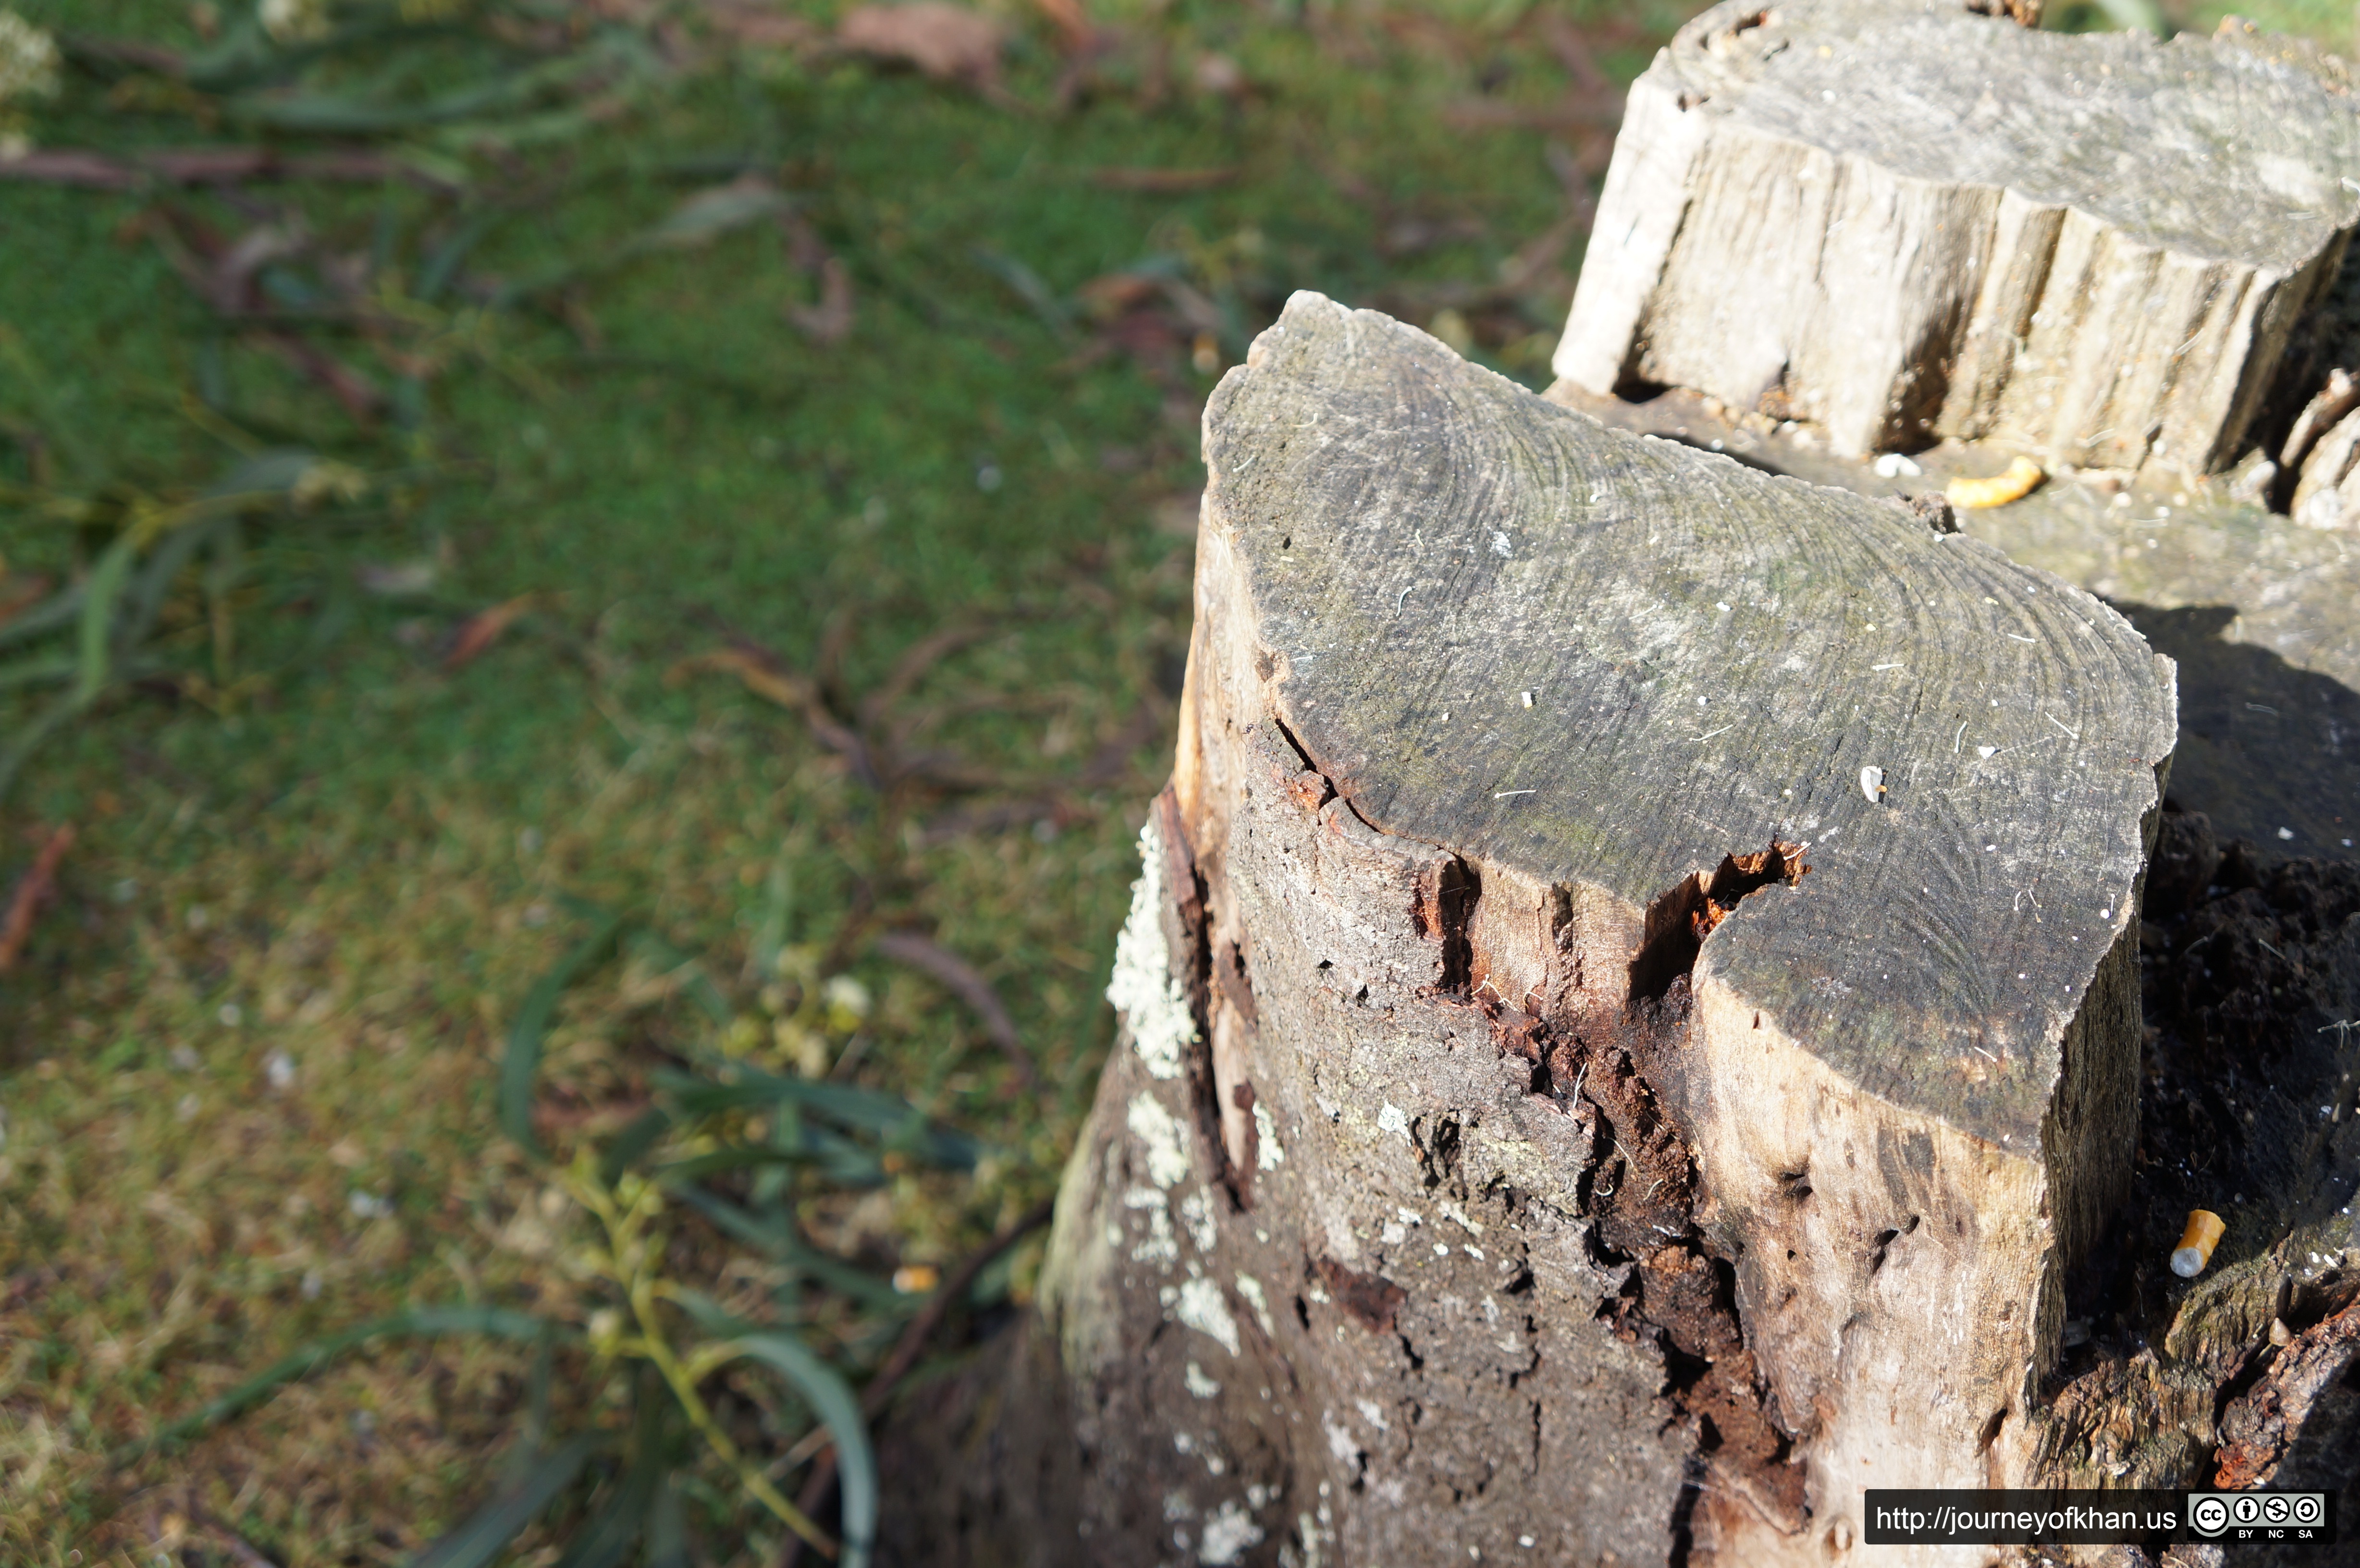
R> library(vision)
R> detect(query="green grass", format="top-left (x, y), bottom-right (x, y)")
top-left (0, 1), bottom-right (1661, 1560)
top-left (0, 0), bottom-right (2350, 1563)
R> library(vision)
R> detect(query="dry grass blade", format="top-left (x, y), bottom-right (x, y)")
top-left (0, 821), bottom-right (74, 976)
top-left (443, 594), bottom-right (537, 671)
top-left (873, 929), bottom-right (1035, 1090)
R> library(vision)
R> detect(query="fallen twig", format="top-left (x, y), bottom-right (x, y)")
top-left (874, 929), bottom-right (1036, 1090)
top-left (0, 821), bottom-right (74, 976)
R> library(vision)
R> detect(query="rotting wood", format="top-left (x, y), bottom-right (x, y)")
top-left (1553, 0), bottom-right (2360, 473)
top-left (884, 294), bottom-right (2176, 1566)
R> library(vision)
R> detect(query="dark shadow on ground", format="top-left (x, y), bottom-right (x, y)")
top-left (2107, 602), bottom-right (2360, 860)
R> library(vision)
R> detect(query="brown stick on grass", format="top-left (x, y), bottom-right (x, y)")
top-left (873, 929), bottom-right (1038, 1091)
top-left (0, 822), bottom-right (74, 976)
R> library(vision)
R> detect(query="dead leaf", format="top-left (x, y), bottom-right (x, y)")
top-left (837, 2), bottom-right (1003, 85)
top-left (442, 594), bottom-right (535, 670)
top-left (0, 822), bottom-right (74, 977)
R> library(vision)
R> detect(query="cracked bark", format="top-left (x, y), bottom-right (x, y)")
top-left (871, 295), bottom-right (2192, 1566)
top-left (1553, 0), bottom-right (2360, 473)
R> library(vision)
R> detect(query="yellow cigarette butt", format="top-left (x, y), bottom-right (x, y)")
top-left (2170, 1209), bottom-right (2225, 1278)
top-left (1945, 456), bottom-right (2045, 510)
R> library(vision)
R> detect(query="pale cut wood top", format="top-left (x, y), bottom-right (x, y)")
top-left (1206, 293), bottom-right (2176, 1148)
top-left (1656, 0), bottom-right (2360, 277)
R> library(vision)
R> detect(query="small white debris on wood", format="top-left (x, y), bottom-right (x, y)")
top-left (1520, 690), bottom-right (1534, 708)
top-left (1107, 819), bottom-right (1200, 1081)
top-left (1185, 1361), bottom-right (1222, 1398)
top-left (1871, 452), bottom-right (1922, 478)
top-left (1859, 766), bottom-right (1886, 803)
top-left (1377, 1102), bottom-right (1411, 1139)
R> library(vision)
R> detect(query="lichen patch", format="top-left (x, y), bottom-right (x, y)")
top-left (1127, 1091), bottom-right (1192, 1189)
top-left (1107, 818), bottom-right (1200, 1080)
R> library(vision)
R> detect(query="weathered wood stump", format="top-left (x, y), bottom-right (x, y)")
top-left (1553, 0), bottom-right (2360, 472)
top-left (1004, 294), bottom-right (2177, 1565)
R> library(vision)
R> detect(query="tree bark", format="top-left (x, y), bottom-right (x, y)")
top-left (909, 293), bottom-right (2177, 1566)
top-left (1552, 0), bottom-right (2360, 472)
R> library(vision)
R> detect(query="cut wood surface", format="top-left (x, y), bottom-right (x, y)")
top-left (1555, 0), bottom-right (2360, 470)
top-left (1542, 379), bottom-right (2360, 856)
top-left (1007, 294), bottom-right (2177, 1566)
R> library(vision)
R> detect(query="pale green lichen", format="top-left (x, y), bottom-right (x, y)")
top-left (1126, 1090), bottom-right (1192, 1188)
top-left (1253, 1100), bottom-right (1284, 1169)
top-left (1106, 819), bottom-right (1198, 1080)
top-left (1170, 1274), bottom-right (1241, 1356)
top-left (1234, 1272), bottom-right (1275, 1335)
top-left (1198, 1498), bottom-right (1265, 1564)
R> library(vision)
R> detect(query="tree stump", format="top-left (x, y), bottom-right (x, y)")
top-left (1010, 293), bottom-right (2176, 1565)
top-left (1552, 0), bottom-right (2360, 471)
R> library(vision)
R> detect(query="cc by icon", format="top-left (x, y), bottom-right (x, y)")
top-left (2189, 1495), bottom-right (2230, 1537)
